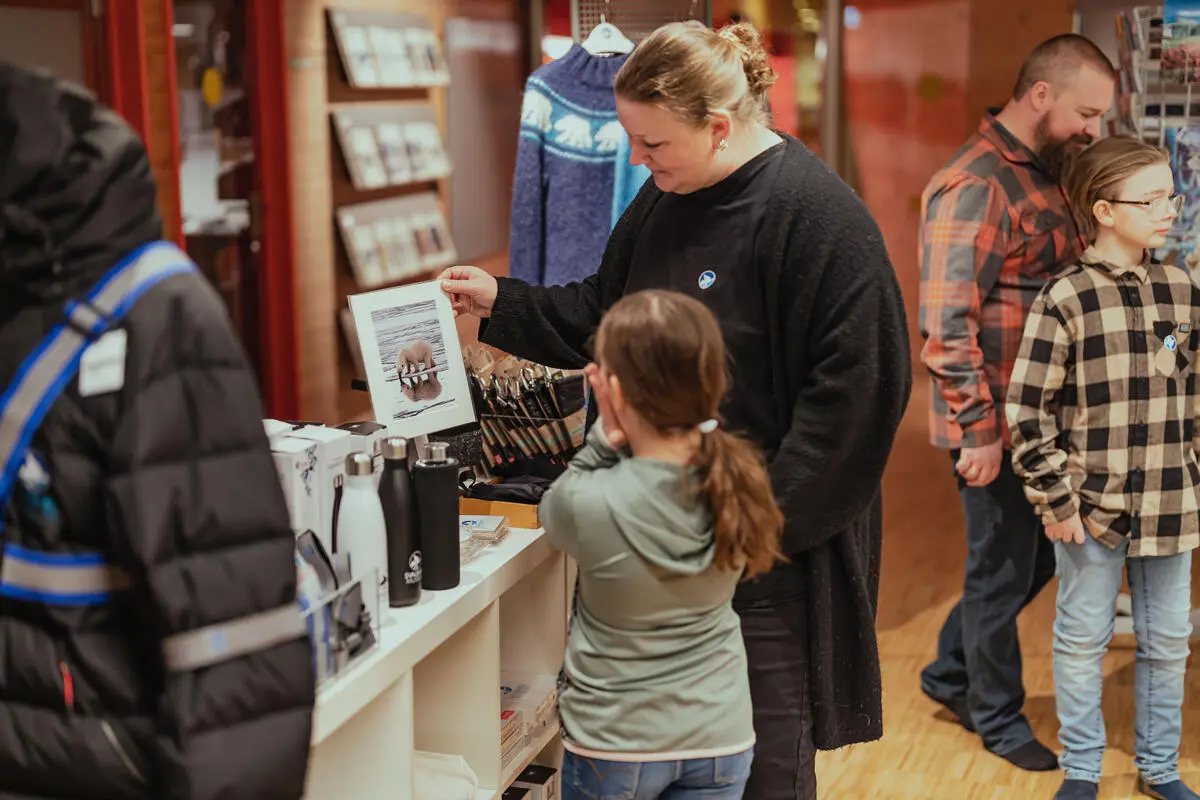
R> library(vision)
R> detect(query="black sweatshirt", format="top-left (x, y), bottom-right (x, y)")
top-left (481, 134), bottom-right (912, 750)
top-left (624, 142), bottom-right (784, 453)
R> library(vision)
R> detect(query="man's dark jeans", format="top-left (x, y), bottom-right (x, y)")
top-left (736, 590), bottom-right (817, 800)
top-left (920, 449), bottom-right (1057, 755)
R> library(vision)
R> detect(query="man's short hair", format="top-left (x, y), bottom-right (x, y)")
top-left (1012, 34), bottom-right (1116, 99)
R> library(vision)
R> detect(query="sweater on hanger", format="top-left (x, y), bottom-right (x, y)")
top-left (509, 44), bottom-right (650, 287)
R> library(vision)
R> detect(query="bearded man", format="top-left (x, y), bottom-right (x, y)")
top-left (917, 33), bottom-right (1116, 772)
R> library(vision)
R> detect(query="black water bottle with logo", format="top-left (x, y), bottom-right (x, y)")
top-left (413, 441), bottom-right (461, 590)
top-left (378, 437), bottom-right (421, 607)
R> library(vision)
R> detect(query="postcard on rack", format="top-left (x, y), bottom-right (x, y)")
top-left (1162, 0), bottom-right (1200, 82)
top-left (348, 280), bottom-right (476, 439)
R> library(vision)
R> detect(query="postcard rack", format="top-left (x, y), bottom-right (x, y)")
top-left (336, 193), bottom-right (457, 289)
top-left (1113, 6), bottom-right (1193, 144)
top-left (1113, 5), bottom-right (1200, 274)
top-left (331, 103), bottom-right (451, 192)
top-left (324, 6), bottom-right (457, 421)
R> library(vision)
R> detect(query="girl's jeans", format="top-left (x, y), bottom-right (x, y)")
top-left (561, 748), bottom-right (754, 800)
top-left (1053, 536), bottom-right (1193, 785)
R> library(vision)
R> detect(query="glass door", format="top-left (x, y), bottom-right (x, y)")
top-left (173, 0), bottom-right (263, 380)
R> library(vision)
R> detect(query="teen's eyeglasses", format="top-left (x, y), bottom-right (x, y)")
top-left (1109, 194), bottom-right (1185, 218)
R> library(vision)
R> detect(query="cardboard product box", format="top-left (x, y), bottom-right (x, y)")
top-left (338, 420), bottom-right (389, 487)
top-left (287, 425), bottom-right (353, 554)
top-left (270, 437), bottom-right (320, 538)
top-left (459, 497), bottom-right (539, 530)
top-left (502, 787), bottom-right (530, 800)
top-left (512, 764), bottom-right (558, 800)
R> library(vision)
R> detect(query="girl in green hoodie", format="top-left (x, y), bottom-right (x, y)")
top-left (540, 289), bottom-right (785, 800)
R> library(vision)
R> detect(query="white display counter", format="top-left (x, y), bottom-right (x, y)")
top-left (304, 528), bottom-right (569, 799)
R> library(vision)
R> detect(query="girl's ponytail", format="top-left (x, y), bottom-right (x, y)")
top-left (592, 288), bottom-right (786, 579)
top-left (694, 426), bottom-right (784, 580)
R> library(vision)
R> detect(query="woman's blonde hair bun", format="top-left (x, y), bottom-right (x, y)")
top-left (613, 20), bottom-right (777, 127)
top-left (718, 22), bottom-right (777, 99)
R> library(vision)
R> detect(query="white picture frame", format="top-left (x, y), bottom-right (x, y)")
top-left (348, 280), bottom-right (475, 439)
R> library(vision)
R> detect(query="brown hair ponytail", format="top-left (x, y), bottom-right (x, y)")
top-left (695, 427), bottom-right (784, 579)
top-left (595, 290), bottom-right (785, 580)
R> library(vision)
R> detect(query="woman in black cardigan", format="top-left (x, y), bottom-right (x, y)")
top-left (442, 20), bottom-right (911, 800)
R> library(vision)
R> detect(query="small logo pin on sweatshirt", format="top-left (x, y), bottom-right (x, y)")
top-left (698, 270), bottom-right (716, 290)
top-left (1166, 334), bottom-right (1178, 352)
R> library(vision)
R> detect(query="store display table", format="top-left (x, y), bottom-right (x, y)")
top-left (304, 528), bottom-right (569, 799)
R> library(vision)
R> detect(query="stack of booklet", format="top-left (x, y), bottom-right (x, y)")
top-left (500, 708), bottom-right (524, 770)
top-left (500, 672), bottom-right (558, 747)
top-left (459, 514), bottom-right (511, 563)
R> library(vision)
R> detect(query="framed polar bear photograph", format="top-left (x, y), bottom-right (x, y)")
top-left (348, 280), bottom-right (476, 439)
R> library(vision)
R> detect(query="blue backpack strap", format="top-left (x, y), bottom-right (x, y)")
top-left (0, 241), bottom-right (307, 671)
top-left (0, 241), bottom-right (196, 605)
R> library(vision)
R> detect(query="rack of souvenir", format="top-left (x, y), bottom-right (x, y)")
top-left (1114, 5), bottom-right (1200, 269)
top-left (461, 345), bottom-right (588, 483)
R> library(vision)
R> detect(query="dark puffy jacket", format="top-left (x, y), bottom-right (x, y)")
top-left (0, 67), bottom-right (315, 798)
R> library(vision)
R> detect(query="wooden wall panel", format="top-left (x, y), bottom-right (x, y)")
top-left (141, 0), bottom-right (183, 243)
top-left (965, 0), bottom-right (1075, 127)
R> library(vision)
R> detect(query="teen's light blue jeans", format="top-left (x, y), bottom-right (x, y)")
top-left (1053, 536), bottom-right (1193, 785)
top-left (561, 748), bottom-right (754, 800)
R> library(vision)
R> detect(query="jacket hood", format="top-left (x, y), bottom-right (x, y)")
top-left (605, 460), bottom-right (717, 576)
top-left (0, 63), bottom-right (162, 305)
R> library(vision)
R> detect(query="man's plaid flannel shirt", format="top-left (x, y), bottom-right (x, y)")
top-left (919, 112), bottom-right (1086, 450)
top-left (1006, 250), bottom-right (1200, 558)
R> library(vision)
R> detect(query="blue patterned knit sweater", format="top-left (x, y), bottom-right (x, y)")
top-left (509, 45), bottom-right (651, 287)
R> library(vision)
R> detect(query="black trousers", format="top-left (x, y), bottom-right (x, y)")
top-left (920, 450), bottom-right (1057, 754)
top-left (736, 593), bottom-right (817, 800)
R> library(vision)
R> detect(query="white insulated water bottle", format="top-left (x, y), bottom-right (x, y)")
top-left (336, 451), bottom-right (389, 595)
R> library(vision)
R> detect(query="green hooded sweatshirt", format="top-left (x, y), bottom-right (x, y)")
top-left (539, 425), bottom-right (755, 758)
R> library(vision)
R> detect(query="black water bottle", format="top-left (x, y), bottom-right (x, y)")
top-left (379, 437), bottom-right (421, 608)
top-left (413, 441), bottom-right (460, 590)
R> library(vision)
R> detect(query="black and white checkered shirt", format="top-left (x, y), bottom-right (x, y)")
top-left (1006, 248), bottom-right (1200, 557)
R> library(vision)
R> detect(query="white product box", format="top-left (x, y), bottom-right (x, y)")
top-left (263, 418), bottom-right (295, 445)
top-left (288, 425), bottom-right (353, 554)
top-left (338, 420), bottom-right (389, 487)
top-left (270, 437), bottom-right (320, 538)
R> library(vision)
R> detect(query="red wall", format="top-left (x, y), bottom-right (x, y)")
top-left (843, 0), bottom-right (971, 363)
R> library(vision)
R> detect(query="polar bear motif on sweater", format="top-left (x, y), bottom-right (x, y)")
top-left (594, 121), bottom-right (625, 153)
top-left (554, 114), bottom-right (593, 149)
top-left (520, 90), bottom-right (553, 133)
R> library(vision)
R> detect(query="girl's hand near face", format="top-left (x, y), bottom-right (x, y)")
top-left (584, 363), bottom-right (628, 449)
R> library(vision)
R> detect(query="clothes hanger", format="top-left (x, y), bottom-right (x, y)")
top-left (581, 0), bottom-right (634, 56)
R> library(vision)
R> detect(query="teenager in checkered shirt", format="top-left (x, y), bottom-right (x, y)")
top-left (919, 35), bottom-right (1115, 774)
top-left (1007, 137), bottom-right (1197, 800)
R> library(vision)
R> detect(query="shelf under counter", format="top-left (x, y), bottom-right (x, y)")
top-left (311, 527), bottom-right (556, 746)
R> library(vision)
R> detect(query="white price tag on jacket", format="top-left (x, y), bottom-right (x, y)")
top-left (78, 329), bottom-right (128, 397)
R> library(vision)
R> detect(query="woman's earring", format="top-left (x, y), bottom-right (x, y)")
top-left (717, 139), bottom-right (728, 151)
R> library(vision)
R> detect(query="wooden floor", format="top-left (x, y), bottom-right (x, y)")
top-left (814, 379), bottom-right (1200, 799)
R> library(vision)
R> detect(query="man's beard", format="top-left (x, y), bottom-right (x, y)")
top-left (1034, 115), bottom-right (1093, 181)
